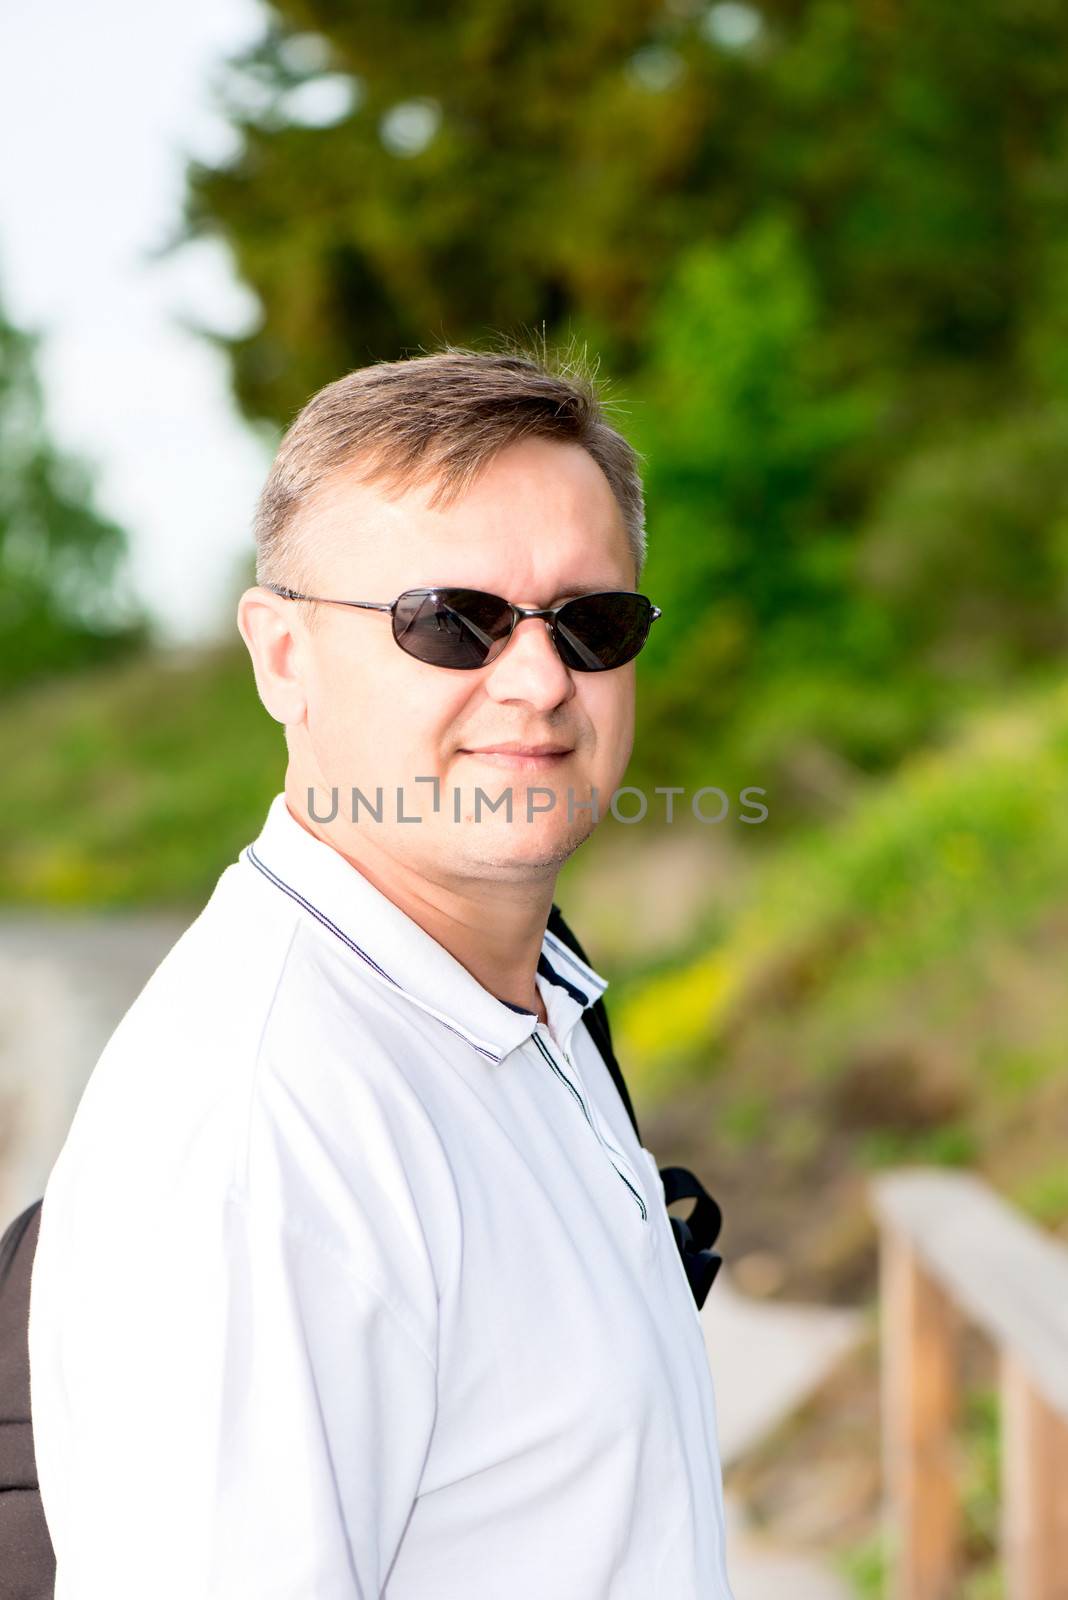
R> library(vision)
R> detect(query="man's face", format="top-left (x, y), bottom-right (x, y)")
top-left (282, 435), bottom-right (640, 884)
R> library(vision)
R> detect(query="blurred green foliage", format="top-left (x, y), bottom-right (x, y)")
top-left (186, 0), bottom-right (1068, 411)
top-left (0, 299), bottom-right (149, 694)
top-left (630, 216), bottom-right (888, 799)
top-left (616, 678), bottom-right (1068, 1078)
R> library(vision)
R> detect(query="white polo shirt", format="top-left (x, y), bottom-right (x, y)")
top-left (28, 792), bottom-right (735, 1599)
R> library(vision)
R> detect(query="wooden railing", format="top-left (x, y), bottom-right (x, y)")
top-left (870, 1167), bottom-right (1068, 1600)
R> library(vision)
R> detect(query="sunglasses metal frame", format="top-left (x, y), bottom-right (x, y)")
top-left (261, 582), bottom-right (662, 671)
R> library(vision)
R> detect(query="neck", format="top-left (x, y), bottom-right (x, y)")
top-left (284, 782), bottom-right (556, 1022)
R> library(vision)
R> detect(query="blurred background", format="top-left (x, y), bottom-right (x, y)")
top-left (3, 2), bottom-right (1068, 1594)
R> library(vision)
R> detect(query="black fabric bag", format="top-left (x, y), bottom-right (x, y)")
top-left (0, 1197), bottom-right (51, 1599)
top-left (0, 903), bottom-right (722, 1597)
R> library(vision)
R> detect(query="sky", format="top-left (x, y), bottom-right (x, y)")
top-left (0, 0), bottom-right (274, 645)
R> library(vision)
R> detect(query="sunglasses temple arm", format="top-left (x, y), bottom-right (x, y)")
top-left (262, 585), bottom-right (394, 612)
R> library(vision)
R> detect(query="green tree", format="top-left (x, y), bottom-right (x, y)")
top-left (185, 0), bottom-right (1068, 432)
top-left (183, 1), bottom-right (773, 417)
top-left (0, 303), bottom-right (148, 694)
top-left (628, 216), bottom-right (893, 802)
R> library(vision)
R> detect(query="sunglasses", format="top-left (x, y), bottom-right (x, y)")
top-left (262, 583), bottom-right (662, 672)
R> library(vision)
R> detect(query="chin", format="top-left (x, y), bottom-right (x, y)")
top-left (460, 819), bottom-right (591, 875)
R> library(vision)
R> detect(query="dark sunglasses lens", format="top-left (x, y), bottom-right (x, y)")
top-left (553, 593), bottom-right (654, 671)
top-left (392, 588), bottom-right (514, 668)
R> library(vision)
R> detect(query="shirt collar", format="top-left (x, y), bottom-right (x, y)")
top-left (241, 793), bottom-right (608, 1064)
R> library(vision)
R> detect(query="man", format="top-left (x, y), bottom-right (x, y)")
top-left (28, 348), bottom-right (734, 1597)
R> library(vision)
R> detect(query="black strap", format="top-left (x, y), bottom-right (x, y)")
top-left (660, 1167), bottom-right (724, 1309)
top-left (545, 904), bottom-right (723, 1307)
top-left (546, 904), bottom-right (642, 1145)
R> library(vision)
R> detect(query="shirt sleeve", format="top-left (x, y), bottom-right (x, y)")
top-left (31, 1185), bottom-right (439, 1600)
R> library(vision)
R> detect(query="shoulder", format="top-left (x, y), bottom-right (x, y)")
top-left (35, 861), bottom-right (456, 1335)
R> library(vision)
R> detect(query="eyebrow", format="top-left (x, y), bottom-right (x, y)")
top-left (551, 582), bottom-right (631, 601)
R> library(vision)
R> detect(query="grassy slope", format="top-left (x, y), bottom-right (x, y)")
top-left (1, 646), bottom-right (282, 906)
top-left (617, 675), bottom-right (1068, 1299)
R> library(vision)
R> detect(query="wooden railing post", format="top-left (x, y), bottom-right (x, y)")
top-left (880, 1222), bottom-right (961, 1600)
top-left (1000, 1349), bottom-right (1068, 1600)
top-left (871, 1168), bottom-right (1068, 1600)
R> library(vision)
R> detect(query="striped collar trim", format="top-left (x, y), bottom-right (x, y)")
top-left (241, 793), bottom-right (607, 1064)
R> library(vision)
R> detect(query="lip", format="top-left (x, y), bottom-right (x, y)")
top-left (459, 743), bottom-right (574, 769)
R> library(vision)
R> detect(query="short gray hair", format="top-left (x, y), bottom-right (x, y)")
top-left (253, 341), bottom-right (646, 623)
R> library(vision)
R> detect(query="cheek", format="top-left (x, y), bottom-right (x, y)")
top-left (309, 640), bottom-right (475, 784)
top-left (302, 635), bottom-right (388, 780)
top-left (579, 673), bottom-right (635, 774)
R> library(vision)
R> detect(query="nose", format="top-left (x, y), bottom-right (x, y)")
top-left (483, 613), bottom-right (575, 710)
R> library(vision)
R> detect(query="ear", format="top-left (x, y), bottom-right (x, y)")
top-left (236, 585), bottom-right (309, 725)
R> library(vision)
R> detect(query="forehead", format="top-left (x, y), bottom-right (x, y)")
top-left (295, 436), bottom-right (635, 597)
